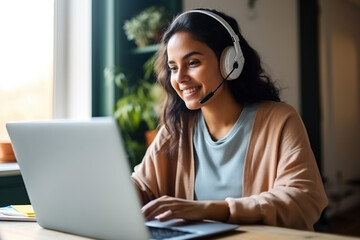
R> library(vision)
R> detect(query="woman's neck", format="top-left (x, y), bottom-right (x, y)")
top-left (201, 91), bottom-right (243, 141)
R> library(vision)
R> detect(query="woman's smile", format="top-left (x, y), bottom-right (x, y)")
top-left (182, 86), bottom-right (201, 96)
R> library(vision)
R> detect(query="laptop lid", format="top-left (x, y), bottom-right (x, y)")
top-left (7, 118), bottom-right (149, 239)
top-left (6, 117), bottom-right (239, 240)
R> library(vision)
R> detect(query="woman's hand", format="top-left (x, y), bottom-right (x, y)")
top-left (141, 195), bottom-right (230, 222)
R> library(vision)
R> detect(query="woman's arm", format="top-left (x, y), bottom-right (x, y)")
top-left (141, 195), bottom-right (230, 222)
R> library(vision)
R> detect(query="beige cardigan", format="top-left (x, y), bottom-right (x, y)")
top-left (131, 101), bottom-right (328, 230)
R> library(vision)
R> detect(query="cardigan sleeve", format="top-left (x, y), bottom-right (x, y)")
top-left (225, 102), bottom-right (328, 230)
top-left (131, 122), bottom-right (195, 205)
top-left (131, 126), bottom-right (173, 204)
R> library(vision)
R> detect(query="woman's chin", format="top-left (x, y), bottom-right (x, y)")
top-left (184, 100), bottom-right (202, 110)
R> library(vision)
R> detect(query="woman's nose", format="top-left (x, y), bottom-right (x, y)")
top-left (175, 67), bottom-right (190, 83)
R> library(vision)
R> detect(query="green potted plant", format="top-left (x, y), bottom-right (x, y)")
top-left (123, 6), bottom-right (171, 48)
top-left (104, 57), bottom-right (163, 168)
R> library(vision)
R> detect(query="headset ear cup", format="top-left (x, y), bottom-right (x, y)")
top-left (220, 46), bottom-right (243, 80)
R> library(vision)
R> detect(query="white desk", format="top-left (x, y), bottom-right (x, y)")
top-left (0, 221), bottom-right (359, 240)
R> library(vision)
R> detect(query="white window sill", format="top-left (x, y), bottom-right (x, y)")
top-left (0, 163), bottom-right (20, 177)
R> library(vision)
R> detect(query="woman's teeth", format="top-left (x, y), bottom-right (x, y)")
top-left (183, 87), bottom-right (199, 94)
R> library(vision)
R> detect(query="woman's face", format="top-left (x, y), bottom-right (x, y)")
top-left (167, 31), bottom-right (224, 110)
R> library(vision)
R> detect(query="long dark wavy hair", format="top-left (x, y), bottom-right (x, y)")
top-left (154, 8), bottom-right (280, 140)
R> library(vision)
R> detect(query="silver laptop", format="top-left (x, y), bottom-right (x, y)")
top-left (6, 117), bottom-right (239, 240)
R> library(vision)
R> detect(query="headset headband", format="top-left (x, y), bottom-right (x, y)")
top-left (173, 10), bottom-right (243, 63)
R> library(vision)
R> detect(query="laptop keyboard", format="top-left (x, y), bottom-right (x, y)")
top-left (148, 226), bottom-right (192, 240)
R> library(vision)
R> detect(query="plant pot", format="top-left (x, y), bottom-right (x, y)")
top-left (145, 130), bottom-right (157, 147)
top-left (135, 39), bottom-right (148, 48)
top-left (0, 142), bottom-right (16, 163)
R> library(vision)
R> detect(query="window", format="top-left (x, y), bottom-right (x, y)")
top-left (0, 0), bottom-right (54, 141)
top-left (0, 0), bottom-right (92, 142)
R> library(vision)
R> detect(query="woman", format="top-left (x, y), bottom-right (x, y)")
top-left (131, 8), bottom-right (328, 231)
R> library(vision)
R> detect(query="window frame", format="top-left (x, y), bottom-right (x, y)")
top-left (53, 0), bottom-right (91, 119)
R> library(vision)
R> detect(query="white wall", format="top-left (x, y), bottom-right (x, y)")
top-left (319, 0), bottom-right (360, 216)
top-left (183, 0), bottom-right (300, 111)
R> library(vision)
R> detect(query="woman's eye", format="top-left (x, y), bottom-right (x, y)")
top-left (168, 66), bottom-right (177, 72)
top-left (189, 60), bottom-right (200, 67)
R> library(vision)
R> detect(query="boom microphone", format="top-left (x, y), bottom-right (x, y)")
top-left (199, 64), bottom-right (238, 104)
top-left (199, 79), bottom-right (226, 104)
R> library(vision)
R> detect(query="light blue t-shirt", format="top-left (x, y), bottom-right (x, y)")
top-left (194, 104), bottom-right (258, 200)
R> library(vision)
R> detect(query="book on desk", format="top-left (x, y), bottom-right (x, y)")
top-left (0, 205), bottom-right (36, 221)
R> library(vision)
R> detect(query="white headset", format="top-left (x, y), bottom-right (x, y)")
top-left (172, 10), bottom-right (245, 80)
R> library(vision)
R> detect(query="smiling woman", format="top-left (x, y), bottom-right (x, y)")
top-left (0, 0), bottom-right (54, 141)
top-left (132, 8), bottom-right (328, 231)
